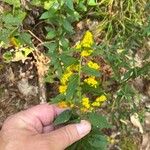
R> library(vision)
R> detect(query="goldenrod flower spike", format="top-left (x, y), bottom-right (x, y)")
top-left (84, 76), bottom-right (98, 88)
top-left (82, 97), bottom-right (90, 109)
top-left (81, 31), bottom-right (94, 48)
top-left (60, 71), bottom-right (73, 85)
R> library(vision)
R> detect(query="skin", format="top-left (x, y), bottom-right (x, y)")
top-left (0, 104), bottom-right (91, 150)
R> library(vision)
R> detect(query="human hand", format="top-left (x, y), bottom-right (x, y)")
top-left (0, 104), bottom-right (91, 150)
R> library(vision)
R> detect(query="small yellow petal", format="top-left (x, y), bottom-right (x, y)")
top-left (88, 61), bottom-right (100, 70)
top-left (96, 95), bottom-right (107, 102)
top-left (59, 85), bottom-right (67, 94)
top-left (81, 50), bottom-right (93, 57)
top-left (84, 76), bottom-right (98, 88)
top-left (57, 101), bottom-right (68, 108)
top-left (91, 101), bottom-right (101, 107)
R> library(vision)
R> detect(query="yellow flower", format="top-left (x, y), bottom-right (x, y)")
top-left (82, 97), bottom-right (89, 103)
top-left (61, 71), bottom-right (73, 85)
top-left (57, 101), bottom-right (68, 108)
top-left (96, 95), bottom-right (107, 102)
top-left (88, 61), bottom-right (100, 70)
top-left (75, 41), bottom-right (82, 49)
top-left (59, 85), bottom-right (67, 94)
top-left (66, 65), bottom-right (79, 72)
top-left (81, 49), bottom-right (93, 57)
top-left (84, 76), bottom-right (98, 88)
top-left (82, 97), bottom-right (90, 109)
top-left (81, 31), bottom-right (94, 48)
top-left (91, 101), bottom-right (101, 107)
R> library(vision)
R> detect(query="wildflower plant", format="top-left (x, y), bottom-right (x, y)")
top-left (52, 31), bottom-right (111, 149)
top-left (1, 0), bottom-right (150, 149)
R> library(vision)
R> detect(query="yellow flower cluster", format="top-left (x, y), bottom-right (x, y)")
top-left (59, 85), bottom-right (67, 94)
top-left (59, 65), bottom-right (79, 94)
top-left (88, 61), bottom-right (100, 70)
top-left (92, 95), bottom-right (107, 107)
top-left (81, 97), bottom-right (90, 109)
top-left (57, 101), bottom-right (75, 108)
top-left (81, 49), bottom-right (93, 57)
top-left (57, 101), bottom-right (68, 108)
top-left (81, 31), bottom-right (94, 48)
top-left (60, 71), bottom-right (73, 85)
top-left (66, 64), bottom-right (79, 72)
top-left (75, 31), bottom-right (94, 57)
top-left (81, 95), bottom-right (107, 112)
top-left (84, 76), bottom-right (98, 88)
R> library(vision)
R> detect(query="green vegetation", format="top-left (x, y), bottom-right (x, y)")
top-left (1, 0), bottom-right (150, 149)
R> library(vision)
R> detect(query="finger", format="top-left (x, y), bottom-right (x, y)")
top-left (2, 104), bottom-right (65, 133)
top-left (43, 120), bottom-right (91, 149)
top-left (22, 104), bottom-right (64, 126)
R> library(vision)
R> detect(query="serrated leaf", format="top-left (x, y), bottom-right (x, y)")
top-left (40, 8), bottom-right (57, 19)
top-left (65, 0), bottom-right (74, 10)
top-left (62, 19), bottom-right (74, 33)
top-left (87, 113), bottom-right (111, 129)
top-left (66, 75), bottom-right (79, 100)
top-left (54, 110), bottom-right (72, 126)
top-left (44, 42), bottom-right (57, 55)
top-left (82, 66), bottom-right (101, 77)
top-left (51, 94), bottom-right (65, 103)
top-left (60, 54), bottom-right (78, 67)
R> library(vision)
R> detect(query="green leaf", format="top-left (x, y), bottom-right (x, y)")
top-left (87, 113), bottom-right (111, 129)
top-left (18, 33), bottom-right (33, 46)
top-left (0, 29), bottom-right (11, 43)
top-left (87, 0), bottom-right (97, 6)
top-left (60, 38), bottom-right (69, 50)
top-left (89, 134), bottom-right (108, 149)
top-left (65, 0), bottom-right (74, 10)
top-left (2, 14), bottom-right (22, 26)
top-left (82, 83), bottom-right (103, 96)
top-left (62, 19), bottom-right (74, 33)
top-left (66, 75), bottom-right (79, 100)
top-left (51, 94), bottom-right (66, 103)
top-left (44, 42), bottom-right (57, 55)
top-left (54, 110), bottom-right (72, 126)
top-left (46, 28), bottom-right (57, 39)
top-left (44, 0), bottom-right (57, 10)
top-left (60, 54), bottom-right (78, 67)
top-left (40, 8), bottom-right (57, 19)
top-left (82, 66), bottom-right (101, 77)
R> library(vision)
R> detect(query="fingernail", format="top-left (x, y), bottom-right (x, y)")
top-left (76, 120), bottom-right (91, 137)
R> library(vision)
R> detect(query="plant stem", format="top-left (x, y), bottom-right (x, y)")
top-left (78, 56), bottom-right (82, 101)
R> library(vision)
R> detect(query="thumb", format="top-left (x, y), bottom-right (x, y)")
top-left (44, 120), bottom-right (91, 149)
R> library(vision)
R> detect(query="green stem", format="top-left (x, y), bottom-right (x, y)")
top-left (78, 57), bottom-right (82, 102)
